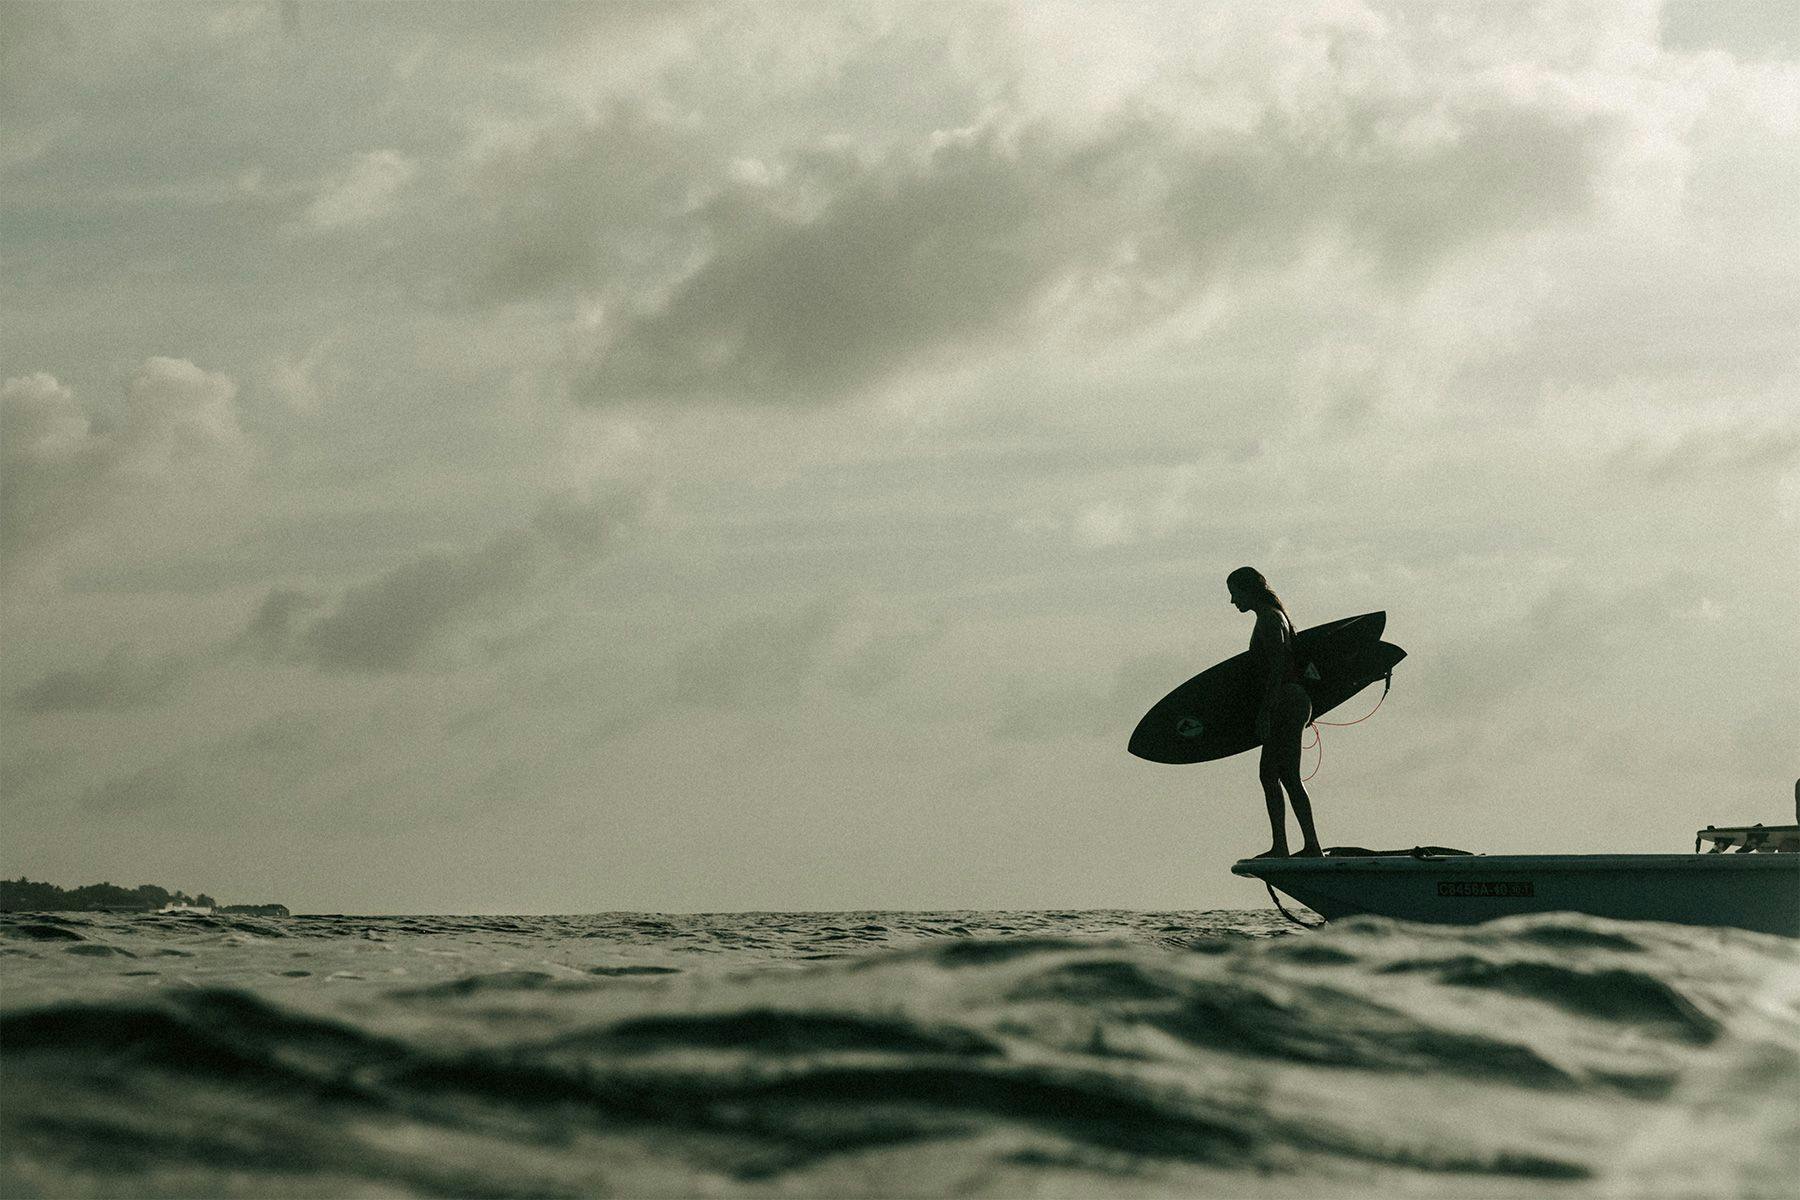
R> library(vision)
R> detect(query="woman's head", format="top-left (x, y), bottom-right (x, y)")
top-left (1226, 566), bottom-right (1283, 614)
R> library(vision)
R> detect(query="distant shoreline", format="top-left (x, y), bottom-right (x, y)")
top-left (0, 877), bottom-right (287, 917)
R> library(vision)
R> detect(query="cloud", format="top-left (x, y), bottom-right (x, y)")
top-left (563, 64), bottom-right (1618, 405)
top-left (77, 702), bottom-right (541, 833)
top-left (237, 588), bottom-right (323, 659)
top-left (442, 0), bottom-right (1668, 411)
top-left (247, 486), bottom-right (646, 674)
top-left (1414, 574), bottom-right (1703, 719)
top-left (823, 605), bottom-right (947, 698)
top-left (7, 2), bottom-right (1797, 907)
top-left (10, 482), bottom-right (653, 723)
top-left (462, 103), bottom-right (706, 305)
top-left (0, 742), bottom-right (73, 797)
top-left (1, 359), bottom-right (251, 580)
top-left (1610, 420), bottom-right (1800, 484)
top-left (301, 149), bottom-right (418, 231)
top-left (299, 530), bottom-right (542, 672)
top-left (81, 710), bottom-right (347, 819)
top-left (85, 755), bottom-right (189, 815)
top-left (1069, 463), bottom-right (1209, 549)
top-left (114, 356), bottom-right (249, 469)
top-left (8, 644), bottom-right (185, 713)
top-left (0, 372), bottom-right (99, 565)
top-left (990, 676), bottom-right (1115, 744)
top-left (670, 600), bottom-right (842, 710)
top-left (991, 649), bottom-right (1189, 744)
top-left (261, 338), bottom-right (340, 414)
top-left (0, 3), bottom-right (84, 171)
top-left (1662, 0), bottom-right (1800, 59)
top-left (669, 594), bottom-right (942, 711)
top-left (574, 124), bottom-right (1100, 404)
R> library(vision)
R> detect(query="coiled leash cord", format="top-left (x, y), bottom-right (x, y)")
top-left (1300, 671), bottom-right (1392, 782)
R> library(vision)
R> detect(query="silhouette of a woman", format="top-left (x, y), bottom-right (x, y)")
top-left (1227, 567), bottom-right (1323, 858)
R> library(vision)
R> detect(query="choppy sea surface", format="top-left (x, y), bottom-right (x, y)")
top-left (3, 908), bottom-right (1797, 1199)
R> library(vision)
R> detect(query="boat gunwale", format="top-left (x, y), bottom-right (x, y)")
top-left (1231, 853), bottom-right (1800, 878)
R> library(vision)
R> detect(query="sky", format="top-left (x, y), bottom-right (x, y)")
top-left (2, 0), bottom-right (1796, 915)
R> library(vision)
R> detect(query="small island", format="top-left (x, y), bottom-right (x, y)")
top-left (0, 877), bottom-right (289, 917)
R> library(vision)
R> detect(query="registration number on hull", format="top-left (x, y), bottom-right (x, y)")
top-left (1437, 881), bottom-right (1535, 898)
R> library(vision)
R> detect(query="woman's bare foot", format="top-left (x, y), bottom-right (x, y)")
top-left (1252, 847), bottom-right (1289, 859)
top-left (1293, 844), bottom-right (1325, 858)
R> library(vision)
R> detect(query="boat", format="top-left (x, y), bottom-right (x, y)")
top-left (1233, 783), bottom-right (1800, 937)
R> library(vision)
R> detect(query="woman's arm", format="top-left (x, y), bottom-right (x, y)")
top-left (1253, 609), bottom-right (1286, 737)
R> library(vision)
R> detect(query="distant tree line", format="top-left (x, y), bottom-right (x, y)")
top-left (0, 877), bottom-right (217, 912)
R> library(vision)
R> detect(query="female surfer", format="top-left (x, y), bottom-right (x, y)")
top-left (1227, 566), bottom-right (1323, 858)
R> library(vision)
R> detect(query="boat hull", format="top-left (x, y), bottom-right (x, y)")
top-left (1232, 854), bottom-right (1800, 937)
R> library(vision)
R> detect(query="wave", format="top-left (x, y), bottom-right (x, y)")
top-left (0, 985), bottom-right (1590, 1185)
top-left (543, 1009), bottom-right (1004, 1058)
top-left (3, 910), bottom-right (1795, 1198)
top-left (1, 920), bottom-right (89, 942)
top-left (1378, 955), bottom-right (1721, 1043)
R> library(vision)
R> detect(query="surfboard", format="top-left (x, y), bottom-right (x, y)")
top-left (1128, 611), bottom-right (1405, 764)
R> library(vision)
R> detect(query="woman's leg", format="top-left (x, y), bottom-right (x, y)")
top-left (1273, 686), bottom-right (1322, 855)
top-left (1256, 742), bottom-right (1289, 857)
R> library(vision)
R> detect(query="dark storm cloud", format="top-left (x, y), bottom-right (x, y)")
top-left (8, 644), bottom-right (184, 713)
top-left (299, 530), bottom-right (544, 673)
top-left (246, 488), bottom-right (645, 674)
top-left (568, 95), bottom-right (1611, 405)
top-left (575, 126), bottom-right (1087, 403)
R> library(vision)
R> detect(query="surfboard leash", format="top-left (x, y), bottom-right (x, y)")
top-left (1265, 882), bottom-right (1325, 929)
top-left (1301, 670), bottom-right (1393, 783)
top-left (1315, 669), bottom-right (1393, 728)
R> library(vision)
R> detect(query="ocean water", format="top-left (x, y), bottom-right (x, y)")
top-left (2, 908), bottom-right (1797, 1199)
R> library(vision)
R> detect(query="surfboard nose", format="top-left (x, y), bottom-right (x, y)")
top-left (1126, 723), bottom-right (1165, 761)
